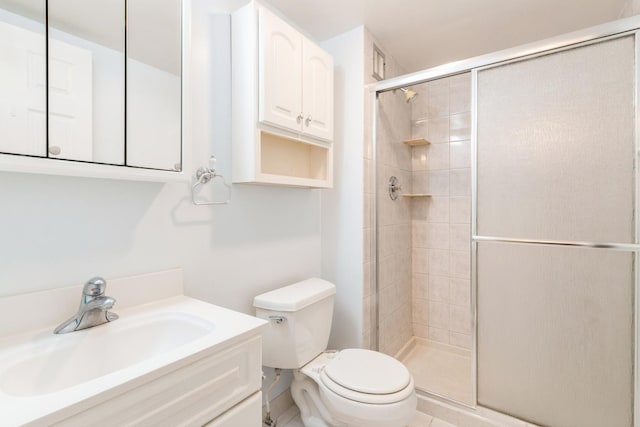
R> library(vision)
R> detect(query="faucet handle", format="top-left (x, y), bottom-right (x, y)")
top-left (83, 277), bottom-right (107, 296)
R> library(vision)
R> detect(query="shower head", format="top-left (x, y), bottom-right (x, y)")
top-left (400, 87), bottom-right (418, 103)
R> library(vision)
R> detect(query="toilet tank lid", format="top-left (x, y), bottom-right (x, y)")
top-left (253, 278), bottom-right (336, 312)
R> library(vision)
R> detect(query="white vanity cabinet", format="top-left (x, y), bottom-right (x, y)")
top-left (0, 269), bottom-right (267, 427)
top-left (232, 1), bottom-right (334, 188)
top-left (54, 335), bottom-right (264, 427)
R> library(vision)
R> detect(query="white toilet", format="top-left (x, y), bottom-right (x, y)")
top-left (254, 278), bottom-right (416, 427)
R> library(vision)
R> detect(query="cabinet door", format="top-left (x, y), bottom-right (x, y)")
top-left (259, 7), bottom-right (302, 133)
top-left (204, 392), bottom-right (261, 427)
top-left (302, 38), bottom-right (333, 141)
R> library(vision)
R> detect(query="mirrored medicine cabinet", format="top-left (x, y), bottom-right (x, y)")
top-left (0, 0), bottom-right (184, 181)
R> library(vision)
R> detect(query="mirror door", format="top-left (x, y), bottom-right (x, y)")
top-left (48, 0), bottom-right (126, 165)
top-left (0, 0), bottom-right (47, 157)
top-left (126, 0), bottom-right (182, 171)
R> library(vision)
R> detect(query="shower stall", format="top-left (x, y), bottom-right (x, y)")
top-left (371, 18), bottom-right (640, 427)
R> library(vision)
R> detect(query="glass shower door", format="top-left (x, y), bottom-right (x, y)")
top-left (475, 34), bottom-right (636, 427)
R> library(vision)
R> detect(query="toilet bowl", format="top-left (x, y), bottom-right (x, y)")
top-left (293, 349), bottom-right (416, 427)
top-left (254, 278), bottom-right (416, 427)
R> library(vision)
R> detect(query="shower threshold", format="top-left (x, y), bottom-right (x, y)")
top-left (397, 337), bottom-right (473, 406)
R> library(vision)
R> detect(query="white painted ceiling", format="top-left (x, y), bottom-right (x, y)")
top-left (267, 0), bottom-right (629, 72)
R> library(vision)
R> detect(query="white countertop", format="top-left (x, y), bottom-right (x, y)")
top-left (0, 270), bottom-right (266, 426)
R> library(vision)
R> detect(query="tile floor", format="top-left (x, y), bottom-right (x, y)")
top-left (282, 411), bottom-right (457, 427)
top-left (401, 338), bottom-right (473, 405)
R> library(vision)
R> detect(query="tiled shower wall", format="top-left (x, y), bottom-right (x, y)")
top-left (375, 89), bottom-right (413, 356)
top-left (363, 30), bottom-right (409, 354)
top-left (410, 74), bottom-right (472, 349)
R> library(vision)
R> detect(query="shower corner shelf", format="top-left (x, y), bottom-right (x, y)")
top-left (402, 138), bottom-right (431, 146)
top-left (402, 193), bottom-right (432, 198)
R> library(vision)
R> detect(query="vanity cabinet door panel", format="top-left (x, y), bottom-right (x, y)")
top-left (302, 38), bottom-right (333, 141)
top-left (0, 6), bottom-right (46, 157)
top-left (203, 392), bottom-right (261, 427)
top-left (259, 7), bottom-right (302, 133)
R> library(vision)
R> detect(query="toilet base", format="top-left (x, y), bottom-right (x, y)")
top-left (290, 368), bottom-right (416, 427)
top-left (291, 371), bottom-right (345, 427)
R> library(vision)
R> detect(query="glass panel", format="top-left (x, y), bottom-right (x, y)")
top-left (476, 242), bottom-right (633, 427)
top-left (48, 0), bottom-right (125, 164)
top-left (126, 0), bottom-right (181, 171)
top-left (0, 0), bottom-right (46, 157)
top-left (477, 36), bottom-right (635, 243)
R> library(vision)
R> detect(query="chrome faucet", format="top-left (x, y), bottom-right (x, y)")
top-left (54, 277), bottom-right (119, 334)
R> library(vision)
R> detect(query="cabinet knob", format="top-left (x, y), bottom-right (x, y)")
top-left (297, 113), bottom-right (304, 124)
top-left (305, 115), bottom-right (312, 126)
top-left (49, 146), bottom-right (61, 155)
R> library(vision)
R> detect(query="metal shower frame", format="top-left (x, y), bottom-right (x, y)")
top-left (369, 15), bottom-right (640, 424)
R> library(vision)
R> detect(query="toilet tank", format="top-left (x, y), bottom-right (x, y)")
top-left (254, 278), bottom-right (336, 369)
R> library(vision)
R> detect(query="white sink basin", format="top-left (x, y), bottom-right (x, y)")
top-left (0, 295), bottom-right (266, 426)
top-left (1, 312), bottom-right (214, 396)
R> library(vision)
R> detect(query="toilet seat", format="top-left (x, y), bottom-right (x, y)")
top-left (308, 349), bottom-right (414, 404)
top-left (320, 369), bottom-right (415, 404)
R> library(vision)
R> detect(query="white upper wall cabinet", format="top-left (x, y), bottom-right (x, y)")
top-left (258, 6), bottom-right (333, 141)
top-left (232, 1), bottom-right (334, 188)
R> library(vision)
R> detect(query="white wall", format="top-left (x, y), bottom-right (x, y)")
top-left (321, 27), bottom-right (365, 350)
top-left (0, 0), bottom-right (321, 404)
top-left (319, 26), bottom-right (408, 352)
top-left (0, 0), bottom-right (321, 322)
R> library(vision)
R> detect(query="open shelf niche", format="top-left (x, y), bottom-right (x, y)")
top-left (260, 131), bottom-right (328, 180)
top-left (402, 138), bottom-right (431, 146)
top-left (400, 137), bottom-right (431, 196)
top-left (402, 194), bottom-right (432, 198)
